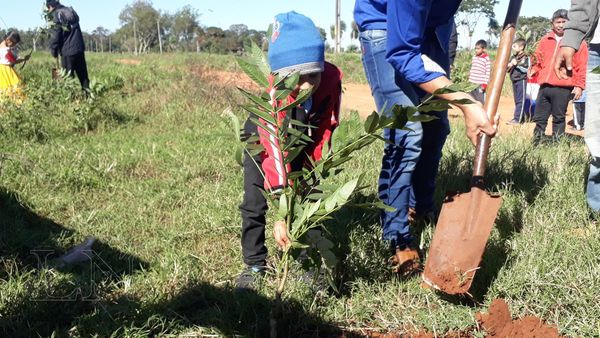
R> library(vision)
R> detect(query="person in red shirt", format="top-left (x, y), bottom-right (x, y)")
top-left (529, 9), bottom-right (588, 143)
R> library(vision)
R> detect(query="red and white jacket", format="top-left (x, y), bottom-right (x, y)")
top-left (0, 47), bottom-right (17, 66)
top-left (257, 62), bottom-right (343, 191)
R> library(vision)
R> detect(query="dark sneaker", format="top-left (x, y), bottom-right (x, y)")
top-left (235, 265), bottom-right (266, 291)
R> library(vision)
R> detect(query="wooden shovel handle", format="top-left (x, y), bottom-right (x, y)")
top-left (473, 0), bottom-right (523, 181)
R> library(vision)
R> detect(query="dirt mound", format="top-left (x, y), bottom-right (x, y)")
top-left (191, 67), bottom-right (259, 92)
top-left (346, 299), bottom-right (564, 338)
top-left (476, 299), bottom-right (565, 338)
top-left (115, 58), bottom-right (142, 65)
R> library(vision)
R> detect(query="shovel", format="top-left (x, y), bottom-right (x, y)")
top-left (422, 0), bottom-right (523, 295)
top-left (52, 57), bottom-right (61, 80)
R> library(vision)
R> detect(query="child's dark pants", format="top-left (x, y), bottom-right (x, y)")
top-left (533, 85), bottom-right (573, 139)
top-left (512, 79), bottom-right (528, 122)
top-left (239, 119), bottom-right (268, 267)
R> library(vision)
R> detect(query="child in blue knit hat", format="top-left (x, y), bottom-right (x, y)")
top-left (236, 11), bottom-right (343, 291)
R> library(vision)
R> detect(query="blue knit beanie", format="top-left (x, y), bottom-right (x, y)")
top-left (268, 11), bottom-right (325, 76)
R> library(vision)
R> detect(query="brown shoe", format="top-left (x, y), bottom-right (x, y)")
top-left (389, 247), bottom-right (422, 277)
top-left (408, 208), bottom-right (436, 226)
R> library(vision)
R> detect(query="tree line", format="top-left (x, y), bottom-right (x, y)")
top-left (1, 0), bottom-right (554, 55)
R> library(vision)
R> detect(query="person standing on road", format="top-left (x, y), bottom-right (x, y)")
top-left (46, 0), bottom-right (89, 90)
top-left (530, 9), bottom-right (587, 144)
top-left (354, 0), bottom-right (497, 276)
top-left (468, 39), bottom-right (491, 105)
top-left (555, 0), bottom-right (600, 213)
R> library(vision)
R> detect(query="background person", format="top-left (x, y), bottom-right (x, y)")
top-left (555, 0), bottom-right (600, 213)
top-left (530, 9), bottom-right (587, 143)
top-left (47, 0), bottom-right (89, 90)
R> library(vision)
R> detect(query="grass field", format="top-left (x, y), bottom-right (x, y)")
top-left (0, 52), bottom-right (598, 337)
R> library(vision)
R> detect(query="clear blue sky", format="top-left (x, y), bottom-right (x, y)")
top-left (1, 0), bottom-right (571, 48)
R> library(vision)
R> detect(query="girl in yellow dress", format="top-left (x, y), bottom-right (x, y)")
top-left (0, 31), bottom-right (30, 103)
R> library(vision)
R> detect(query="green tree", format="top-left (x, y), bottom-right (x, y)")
top-left (486, 18), bottom-right (500, 47)
top-left (329, 20), bottom-right (346, 41)
top-left (518, 16), bottom-right (550, 45)
top-left (91, 26), bottom-right (110, 53)
top-left (117, 0), bottom-right (161, 54)
top-left (457, 0), bottom-right (499, 49)
top-left (350, 20), bottom-right (359, 40)
top-left (168, 5), bottom-right (201, 51)
top-left (317, 27), bottom-right (327, 41)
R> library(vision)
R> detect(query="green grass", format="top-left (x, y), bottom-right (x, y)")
top-left (0, 52), bottom-right (597, 337)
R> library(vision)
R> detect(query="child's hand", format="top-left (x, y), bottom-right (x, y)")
top-left (273, 220), bottom-right (291, 250)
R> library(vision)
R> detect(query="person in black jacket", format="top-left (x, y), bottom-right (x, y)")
top-left (46, 0), bottom-right (89, 90)
top-left (506, 38), bottom-right (531, 124)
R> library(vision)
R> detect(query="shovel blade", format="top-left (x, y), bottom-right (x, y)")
top-left (422, 188), bottom-right (502, 295)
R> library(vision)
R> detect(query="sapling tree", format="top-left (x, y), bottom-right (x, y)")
top-left (233, 43), bottom-right (473, 337)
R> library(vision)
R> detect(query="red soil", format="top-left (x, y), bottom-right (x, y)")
top-left (346, 299), bottom-right (564, 338)
top-left (475, 299), bottom-right (565, 338)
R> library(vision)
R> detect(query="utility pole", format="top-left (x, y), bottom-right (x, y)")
top-left (133, 20), bottom-right (138, 55)
top-left (335, 0), bottom-right (341, 54)
top-left (157, 18), bottom-right (163, 54)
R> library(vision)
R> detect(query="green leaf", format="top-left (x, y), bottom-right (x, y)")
top-left (364, 111), bottom-right (380, 133)
top-left (320, 249), bottom-right (338, 269)
top-left (305, 193), bottom-right (326, 201)
top-left (448, 98), bottom-right (474, 105)
top-left (229, 111), bottom-right (241, 141)
top-left (432, 84), bottom-right (464, 95)
top-left (236, 57), bottom-right (268, 88)
top-left (250, 42), bottom-right (270, 76)
top-left (285, 146), bottom-right (305, 164)
top-left (302, 200), bottom-right (321, 222)
top-left (409, 114), bottom-right (439, 123)
top-left (277, 88), bottom-right (312, 113)
top-left (248, 117), bottom-right (277, 139)
top-left (417, 101), bottom-right (452, 113)
top-left (278, 194), bottom-right (288, 219)
top-left (275, 89), bottom-right (293, 101)
top-left (337, 177), bottom-right (359, 205)
top-left (233, 147), bottom-right (243, 166)
top-left (284, 72), bottom-right (300, 90)
top-left (238, 87), bottom-right (273, 112)
top-left (290, 242), bottom-right (310, 249)
top-left (242, 105), bottom-right (277, 125)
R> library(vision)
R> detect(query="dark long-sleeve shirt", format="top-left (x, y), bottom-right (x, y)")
top-left (49, 5), bottom-right (85, 57)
